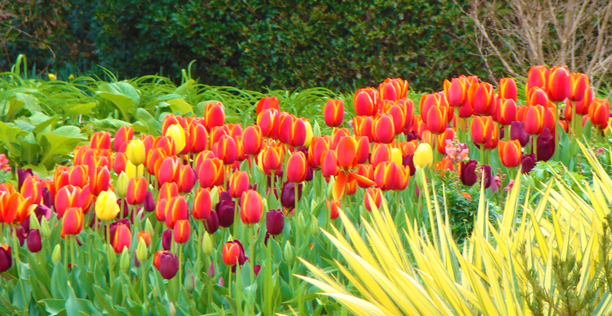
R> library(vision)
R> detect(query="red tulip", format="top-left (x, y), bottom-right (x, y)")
top-left (354, 88), bottom-right (378, 116)
top-left (498, 140), bottom-right (522, 168)
top-left (498, 78), bottom-right (517, 102)
top-left (222, 241), bottom-right (245, 266)
top-left (61, 207), bottom-right (83, 237)
top-left (126, 177), bottom-right (147, 205)
top-left (241, 190), bottom-right (263, 225)
top-left (327, 200), bottom-right (341, 219)
top-left (113, 223), bottom-right (132, 253)
top-left (204, 102), bottom-right (225, 131)
top-left (193, 188), bottom-right (212, 220)
top-left (256, 96), bottom-right (280, 115)
top-left (229, 171), bottom-right (250, 199)
top-left (444, 77), bottom-right (468, 107)
top-left (286, 152), bottom-right (308, 183)
top-left (324, 99), bottom-right (344, 127)
top-left (372, 114), bottom-right (395, 143)
top-left (173, 220), bottom-right (190, 244)
top-left (547, 66), bottom-right (570, 102)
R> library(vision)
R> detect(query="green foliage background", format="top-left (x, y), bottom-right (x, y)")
top-left (1, 0), bottom-right (491, 92)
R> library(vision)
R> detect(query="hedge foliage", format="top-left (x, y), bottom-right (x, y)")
top-left (1, 0), bottom-right (490, 92)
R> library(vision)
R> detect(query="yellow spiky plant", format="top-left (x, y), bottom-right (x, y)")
top-left (299, 142), bottom-right (612, 316)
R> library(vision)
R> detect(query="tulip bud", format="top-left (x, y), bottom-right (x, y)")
top-left (266, 209), bottom-right (285, 236)
top-left (40, 217), bottom-right (51, 239)
top-left (143, 191), bottom-right (155, 212)
top-left (310, 215), bottom-right (319, 235)
top-left (107, 245), bottom-right (117, 268)
top-left (120, 248), bottom-right (130, 273)
top-left (96, 190), bottom-right (120, 221)
top-left (27, 229), bottom-right (42, 253)
top-left (136, 238), bottom-right (148, 263)
top-left (326, 177), bottom-right (335, 200)
top-left (202, 233), bottom-right (214, 255)
top-left (162, 229), bottom-right (173, 251)
top-left (144, 219), bottom-right (154, 238)
top-left (0, 244), bottom-right (12, 273)
top-left (283, 241), bottom-right (294, 266)
top-left (207, 262), bottom-right (215, 278)
top-left (52, 244), bottom-right (62, 264)
top-left (169, 302), bottom-right (176, 316)
top-left (29, 214), bottom-right (40, 230)
top-left (185, 271), bottom-right (195, 293)
top-left (313, 120), bottom-right (321, 137)
top-left (115, 172), bottom-right (129, 199)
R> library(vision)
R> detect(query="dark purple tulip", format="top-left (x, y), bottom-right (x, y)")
top-left (254, 264), bottom-right (261, 276)
top-left (460, 160), bottom-right (478, 186)
top-left (266, 209), bottom-right (285, 236)
top-left (405, 132), bottom-right (418, 141)
top-left (162, 229), bottom-right (173, 250)
top-left (510, 121), bottom-right (530, 147)
top-left (116, 199), bottom-right (130, 219)
top-left (0, 245), bottom-right (12, 273)
top-left (158, 251), bottom-right (179, 280)
top-left (216, 199), bottom-right (235, 228)
top-left (41, 187), bottom-right (52, 208)
top-left (27, 229), bottom-right (42, 253)
top-left (481, 165), bottom-right (492, 189)
top-left (305, 166), bottom-right (314, 182)
top-left (403, 154), bottom-right (416, 176)
top-left (537, 127), bottom-right (555, 162)
top-left (16, 226), bottom-right (27, 246)
top-left (143, 191), bottom-right (155, 212)
top-left (281, 182), bottom-right (303, 210)
top-left (521, 153), bottom-right (536, 174)
top-left (204, 209), bottom-right (220, 234)
top-left (17, 168), bottom-right (33, 191)
top-left (34, 205), bottom-right (52, 221)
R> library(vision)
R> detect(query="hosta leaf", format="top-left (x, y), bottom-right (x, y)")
top-left (96, 82), bottom-right (140, 120)
top-left (38, 126), bottom-right (87, 169)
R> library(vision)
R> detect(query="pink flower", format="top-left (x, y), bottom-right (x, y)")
top-left (504, 179), bottom-right (515, 193)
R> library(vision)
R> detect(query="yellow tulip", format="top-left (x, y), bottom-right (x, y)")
top-left (96, 190), bottom-right (120, 221)
top-left (126, 139), bottom-right (146, 165)
top-left (303, 121), bottom-right (313, 147)
top-left (413, 143), bottom-right (433, 168)
top-left (165, 124), bottom-right (186, 153)
top-left (126, 161), bottom-right (144, 179)
top-left (391, 148), bottom-right (403, 166)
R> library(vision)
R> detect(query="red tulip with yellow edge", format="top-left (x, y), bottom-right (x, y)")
top-left (437, 128), bottom-right (455, 155)
top-left (69, 165), bottom-right (88, 188)
top-left (156, 157), bottom-right (179, 186)
top-left (0, 191), bottom-right (33, 225)
top-left (569, 73), bottom-right (589, 101)
top-left (113, 224), bottom-right (132, 253)
top-left (498, 140), bottom-right (522, 168)
top-left (589, 98), bottom-right (611, 127)
top-left (241, 190), bottom-right (263, 225)
top-left (497, 98), bottom-right (517, 126)
top-left (114, 126), bottom-right (134, 152)
top-left (327, 200), bottom-right (341, 219)
top-left (260, 144), bottom-right (284, 174)
top-left (397, 98), bottom-right (415, 133)
top-left (469, 82), bottom-right (494, 116)
top-left (165, 196), bottom-right (189, 229)
top-left (212, 134), bottom-right (237, 165)
top-left (419, 92), bottom-right (446, 119)
top-left (471, 116), bottom-right (493, 144)
top-left (113, 152), bottom-right (127, 175)
top-left (193, 188), bottom-right (212, 220)
top-left (392, 164), bottom-right (410, 191)
top-left (308, 136), bottom-right (330, 169)
top-left (372, 114), bottom-right (395, 143)
top-left (336, 136), bottom-right (359, 170)
top-left (154, 136), bottom-right (176, 156)
top-left (378, 80), bottom-right (400, 102)
top-left (289, 118), bottom-right (308, 147)
top-left (524, 105), bottom-right (545, 135)
top-left (91, 132), bottom-right (111, 150)
top-left (526, 65), bottom-right (548, 92)
top-left (138, 231), bottom-right (152, 247)
top-left (498, 78), bottom-right (517, 102)
top-left (543, 106), bottom-right (556, 134)
top-left (56, 185), bottom-right (92, 218)
top-left (484, 123), bottom-right (499, 149)
top-left (399, 140), bottom-right (418, 156)
top-left (161, 114), bottom-right (186, 135)
top-left (210, 126), bottom-right (229, 144)
top-left (243, 125), bottom-right (263, 156)
top-left (188, 122), bottom-right (208, 153)
top-left (374, 161), bottom-right (399, 191)
top-left (126, 177), bottom-right (147, 205)
top-left (370, 143), bottom-right (391, 168)
top-left (176, 164), bottom-right (196, 194)
top-left (61, 207), bottom-right (83, 238)
top-left (444, 77), bottom-right (467, 107)
top-left (229, 171), bottom-right (250, 198)
top-left (354, 88), bottom-right (378, 116)
top-left (324, 99), bottom-right (344, 127)
top-left (353, 116), bottom-right (373, 141)
top-left (257, 108), bottom-right (280, 139)
top-left (20, 175), bottom-right (42, 204)
top-left (286, 152), bottom-right (308, 183)
top-left (278, 113), bottom-right (294, 145)
top-left (173, 220), bottom-right (190, 244)
top-left (198, 157), bottom-right (224, 189)
top-left (222, 241), bottom-right (243, 266)
top-left (204, 102), bottom-right (225, 131)
top-left (355, 136), bottom-right (370, 164)
top-left (527, 87), bottom-right (549, 107)
top-left (90, 166), bottom-right (110, 196)
top-left (256, 96), bottom-right (279, 115)
top-left (364, 187), bottom-right (382, 211)
top-left (547, 66), bottom-right (570, 102)
top-left (321, 150), bottom-right (339, 178)
top-left (424, 104), bottom-right (448, 135)
top-left (384, 104), bottom-right (406, 135)
top-left (146, 148), bottom-right (166, 175)
top-left (330, 128), bottom-right (349, 150)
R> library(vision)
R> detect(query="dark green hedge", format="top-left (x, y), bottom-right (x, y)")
top-left (1, 0), bottom-right (490, 92)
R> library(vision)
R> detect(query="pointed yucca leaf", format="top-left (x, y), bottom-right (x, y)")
top-left (420, 171), bottom-right (441, 253)
top-left (501, 167), bottom-right (522, 235)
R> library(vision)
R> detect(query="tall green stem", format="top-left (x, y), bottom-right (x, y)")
top-left (249, 225), bottom-right (255, 283)
top-left (13, 229), bottom-right (28, 315)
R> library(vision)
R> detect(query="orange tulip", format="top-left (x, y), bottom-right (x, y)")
top-left (204, 102), bottom-right (225, 131)
top-left (126, 177), bottom-right (147, 205)
top-left (424, 104), bottom-right (448, 135)
top-left (471, 116), bottom-right (493, 144)
top-left (286, 152), bottom-right (308, 183)
top-left (113, 223), bottom-right (132, 253)
top-left (229, 171), bottom-right (250, 198)
top-left (324, 99), bottom-right (344, 127)
top-left (524, 105), bottom-right (545, 135)
top-left (372, 114), bottom-right (395, 143)
top-left (526, 65), bottom-right (548, 92)
top-left (498, 140), bottom-right (522, 167)
top-left (256, 96), bottom-right (280, 115)
top-left (569, 73), bottom-right (589, 102)
top-left (243, 125), bottom-right (264, 156)
top-left (374, 161), bottom-right (398, 191)
top-left (355, 164), bottom-right (374, 188)
top-left (260, 144), bottom-right (284, 174)
top-left (61, 207), bottom-right (83, 237)
top-left (173, 220), bottom-right (190, 244)
top-left (496, 98), bottom-right (517, 126)
top-left (321, 150), bottom-right (339, 178)
top-left (364, 187), bottom-right (383, 211)
top-left (241, 190), bottom-right (263, 225)
top-left (483, 123), bottom-right (499, 150)
top-left (353, 116), bottom-right (373, 141)
top-left (222, 241), bottom-right (243, 266)
top-left (0, 190), bottom-right (33, 225)
top-left (330, 128), bottom-right (350, 150)
top-left (399, 140), bottom-right (418, 156)
top-left (193, 188), bottom-right (212, 220)
top-left (138, 231), bottom-right (152, 247)
top-left (336, 137), bottom-right (359, 170)
top-left (354, 88), bottom-right (378, 116)
top-left (444, 77), bottom-right (468, 107)
top-left (308, 136), bottom-right (330, 169)
top-left (198, 157), bottom-right (224, 189)
top-left (469, 82), bottom-right (494, 116)
top-left (498, 78), bottom-right (517, 102)
top-left (370, 143), bottom-right (391, 168)
top-left (589, 98), bottom-right (611, 127)
top-left (435, 157), bottom-right (454, 177)
top-left (165, 196), bottom-right (189, 229)
top-left (547, 66), bottom-right (570, 102)
top-left (437, 128), bottom-right (455, 155)
top-left (91, 132), bottom-right (111, 150)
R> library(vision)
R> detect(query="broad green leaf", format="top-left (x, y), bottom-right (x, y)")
top-left (96, 82), bottom-right (140, 120)
top-left (166, 98), bottom-right (194, 115)
top-left (63, 102), bottom-right (97, 117)
top-left (38, 126), bottom-right (87, 169)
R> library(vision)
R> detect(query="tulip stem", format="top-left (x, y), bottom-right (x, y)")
top-left (249, 225), bottom-right (255, 283)
top-left (12, 229), bottom-right (28, 315)
top-left (71, 236), bottom-right (76, 270)
top-left (294, 184), bottom-right (299, 216)
top-left (197, 222), bottom-right (203, 265)
top-left (228, 269), bottom-right (233, 299)
top-left (480, 147), bottom-right (485, 167)
top-left (233, 200), bottom-right (239, 239)
top-left (141, 263), bottom-right (147, 307)
top-left (178, 245), bottom-right (183, 287)
top-left (532, 135), bottom-right (538, 160)
top-left (270, 173), bottom-right (275, 200)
